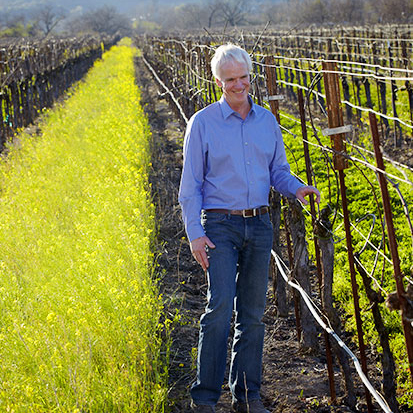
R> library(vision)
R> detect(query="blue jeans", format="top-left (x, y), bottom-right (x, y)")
top-left (190, 211), bottom-right (273, 406)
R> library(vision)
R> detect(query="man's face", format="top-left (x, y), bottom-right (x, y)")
top-left (215, 60), bottom-right (250, 108)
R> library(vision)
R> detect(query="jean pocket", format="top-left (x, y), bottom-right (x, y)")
top-left (202, 211), bottom-right (228, 229)
top-left (260, 213), bottom-right (273, 230)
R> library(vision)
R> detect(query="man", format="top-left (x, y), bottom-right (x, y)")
top-left (178, 44), bottom-right (320, 413)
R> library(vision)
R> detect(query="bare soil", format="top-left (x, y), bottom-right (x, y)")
top-left (134, 55), bottom-right (397, 413)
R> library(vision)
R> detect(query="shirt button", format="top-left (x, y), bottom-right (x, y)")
top-left (245, 142), bottom-right (248, 145)
top-left (247, 161), bottom-right (250, 165)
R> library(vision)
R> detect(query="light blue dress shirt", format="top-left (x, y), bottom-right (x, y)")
top-left (178, 96), bottom-right (304, 242)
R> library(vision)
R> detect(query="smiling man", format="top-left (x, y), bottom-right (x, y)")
top-left (178, 44), bottom-right (320, 413)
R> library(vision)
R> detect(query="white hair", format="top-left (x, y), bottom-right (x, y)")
top-left (211, 44), bottom-right (252, 80)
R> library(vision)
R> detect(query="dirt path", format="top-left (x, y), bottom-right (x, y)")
top-left (134, 55), bottom-right (377, 413)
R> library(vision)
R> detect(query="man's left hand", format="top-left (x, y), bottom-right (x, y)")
top-left (296, 185), bottom-right (320, 205)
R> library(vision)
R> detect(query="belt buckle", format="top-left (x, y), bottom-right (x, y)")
top-left (242, 208), bottom-right (256, 218)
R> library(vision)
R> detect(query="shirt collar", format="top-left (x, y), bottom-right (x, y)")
top-left (219, 96), bottom-right (256, 120)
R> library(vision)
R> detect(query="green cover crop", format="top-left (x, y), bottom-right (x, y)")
top-left (0, 39), bottom-right (168, 412)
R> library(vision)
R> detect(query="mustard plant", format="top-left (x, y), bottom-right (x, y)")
top-left (0, 38), bottom-right (169, 412)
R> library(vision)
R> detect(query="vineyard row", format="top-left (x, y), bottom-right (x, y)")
top-left (0, 35), bottom-right (119, 149)
top-left (141, 30), bottom-right (413, 149)
top-left (137, 31), bottom-right (413, 412)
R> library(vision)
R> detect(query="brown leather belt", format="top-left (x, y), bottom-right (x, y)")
top-left (205, 206), bottom-right (269, 218)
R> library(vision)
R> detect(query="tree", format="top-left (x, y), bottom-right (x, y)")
top-left (217, 0), bottom-right (252, 27)
top-left (33, 4), bottom-right (67, 37)
top-left (205, 0), bottom-right (221, 28)
top-left (300, 0), bottom-right (330, 24)
top-left (366, 0), bottom-right (413, 23)
top-left (261, 0), bottom-right (299, 25)
top-left (67, 5), bottom-right (132, 36)
top-left (176, 3), bottom-right (205, 28)
top-left (129, 0), bottom-right (413, 32)
top-left (0, 11), bottom-right (40, 38)
top-left (328, 0), bottom-right (365, 24)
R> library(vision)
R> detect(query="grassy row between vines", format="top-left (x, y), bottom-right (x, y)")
top-left (279, 110), bottom-right (413, 407)
top-left (0, 39), bottom-right (169, 412)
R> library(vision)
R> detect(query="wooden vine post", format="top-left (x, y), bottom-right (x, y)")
top-left (264, 56), bottom-right (280, 123)
top-left (322, 61), bottom-right (373, 413)
top-left (298, 89), bottom-right (336, 404)
top-left (369, 112), bottom-right (413, 386)
top-left (264, 55), bottom-right (303, 336)
top-left (264, 55), bottom-right (289, 318)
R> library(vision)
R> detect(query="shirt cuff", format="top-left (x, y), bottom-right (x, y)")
top-left (288, 180), bottom-right (306, 198)
top-left (186, 224), bottom-right (206, 243)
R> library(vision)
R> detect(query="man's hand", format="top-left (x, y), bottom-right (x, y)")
top-left (296, 185), bottom-right (320, 205)
top-left (190, 236), bottom-right (216, 271)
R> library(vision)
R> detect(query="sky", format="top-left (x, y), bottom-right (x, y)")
top-left (0, 0), bottom-right (146, 14)
top-left (0, 0), bottom-right (195, 14)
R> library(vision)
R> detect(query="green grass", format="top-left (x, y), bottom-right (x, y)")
top-left (0, 38), bottom-right (169, 412)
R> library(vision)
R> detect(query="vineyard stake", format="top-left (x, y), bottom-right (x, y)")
top-left (322, 61), bottom-right (374, 413)
top-left (264, 56), bottom-right (302, 339)
top-left (264, 56), bottom-right (280, 123)
top-left (370, 112), bottom-right (413, 386)
top-left (283, 199), bottom-right (302, 342)
top-left (298, 89), bottom-right (336, 403)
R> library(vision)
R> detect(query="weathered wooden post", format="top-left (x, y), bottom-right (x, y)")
top-left (285, 198), bottom-right (319, 353)
top-left (315, 207), bottom-right (357, 409)
top-left (298, 89), bottom-right (336, 402)
top-left (370, 112), bottom-right (413, 387)
top-left (322, 60), bottom-right (373, 413)
top-left (264, 56), bottom-right (289, 317)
